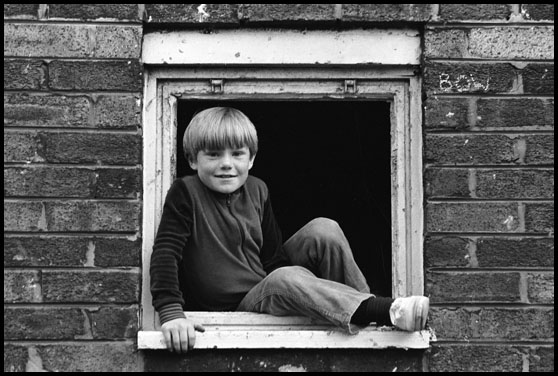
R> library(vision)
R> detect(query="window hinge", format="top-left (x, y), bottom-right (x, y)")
top-left (344, 79), bottom-right (357, 94)
top-left (211, 79), bottom-right (224, 93)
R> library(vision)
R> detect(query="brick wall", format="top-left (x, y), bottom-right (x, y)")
top-left (422, 4), bottom-right (554, 372)
top-left (4, 4), bottom-right (554, 372)
top-left (4, 4), bottom-right (143, 372)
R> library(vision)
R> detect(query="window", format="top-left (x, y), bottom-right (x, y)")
top-left (139, 29), bottom-right (428, 349)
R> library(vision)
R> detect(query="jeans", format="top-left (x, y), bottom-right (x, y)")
top-left (237, 217), bottom-right (373, 333)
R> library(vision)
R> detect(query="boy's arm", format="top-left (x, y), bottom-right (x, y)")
top-left (150, 179), bottom-right (192, 324)
top-left (260, 195), bottom-right (291, 273)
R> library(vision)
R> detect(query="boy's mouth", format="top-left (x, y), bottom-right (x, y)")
top-left (215, 174), bottom-right (237, 178)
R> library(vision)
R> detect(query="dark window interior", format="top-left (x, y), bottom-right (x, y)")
top-left (177, 100), bottom-right (392, 297)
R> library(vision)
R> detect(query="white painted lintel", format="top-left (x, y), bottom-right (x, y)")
top-left (141, 28), bottom-right (421, 66)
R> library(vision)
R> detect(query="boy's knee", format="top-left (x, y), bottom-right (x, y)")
top-left (266, 266), bottom-right (312, 287)
top-left (307, 217), bottom-right (344, 243)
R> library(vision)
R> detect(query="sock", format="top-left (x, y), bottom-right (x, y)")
top-left (351, 296), bottom-right (394, 326)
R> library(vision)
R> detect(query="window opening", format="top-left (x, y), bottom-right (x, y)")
top-left (177, 100), bottom-right (392, 297)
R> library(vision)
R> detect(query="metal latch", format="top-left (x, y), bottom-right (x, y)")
top-left (344, 79), bottom-right (357, 94)
top-left (211, 79), bottom-right (224, 93)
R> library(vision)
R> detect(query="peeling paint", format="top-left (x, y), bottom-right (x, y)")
top-left (85, 240), bottom-right (95, 267)
top-left (278, 364), bottom-right (307, 372)
top-left (197, 4), bottom-right (209, 22)
top-left (37, 203), bottom-right (48, 231)
top-left (26, 347), bottom-right (47, 372)
top-left (439, 72), bottom-right (490, 93)
top-left (502, 215), bottom-right (515, 230)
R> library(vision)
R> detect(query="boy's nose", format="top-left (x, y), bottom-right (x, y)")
top-left (220, 155), bottom-right (233, 168)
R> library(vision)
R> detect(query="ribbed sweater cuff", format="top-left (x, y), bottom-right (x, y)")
top-left (158, 303), bottom-right (186, 325)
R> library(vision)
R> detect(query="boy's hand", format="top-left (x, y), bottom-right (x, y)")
top-left (161, 317), bottom-right (206, 353)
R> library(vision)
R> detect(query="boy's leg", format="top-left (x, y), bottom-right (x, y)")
top-left (237, 265), bottom-right (371, 333)
top-left (282, 217), bottom-right (370, 293)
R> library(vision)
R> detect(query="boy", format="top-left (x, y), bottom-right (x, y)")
top-left (150, 107), bottom-right (429, 353)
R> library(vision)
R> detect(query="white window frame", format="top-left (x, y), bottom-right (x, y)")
top-left (138, 29), bottom-right (428, 349)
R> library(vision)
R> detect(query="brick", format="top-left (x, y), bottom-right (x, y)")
top-left (93, 95), bottom-right (141, 129)
top-left (4, 236), bottom-right (89, 267)
top-left (469, 27), bottom-right (554, 60)
top-left (145, 4), bottom-right (238, 24)
top-left (476, 238), bottom-right (554, 268)
top-left (430, 306), bottom-right (554, 340)
top-left (4, 167), bottom-right (95, 198)
top-left (424, 29), bottom-right (468, 59)
top-left (47, 4), bottom-right (140, 21)
top-left (439, 4), bottom-right (511, 21)
top-left (4, 235), bottom-right (140, 267)
top-left (4, 59), bottom-right (46, 90)
top-left (424, 97), bottom-right (471, 130)
top-left (476, 169), bottom-right (554, 199)
top-left (48, 60), bottom-right (142, 91)
top-left (4, 270), bottom-right (42, 303)
top-left (342, 4), bottom-right (432, 22)
top-left (425, 134), bottom-right (551, 165)
top-left (4, 24), bottom-right (141, 59)
top-left (4, 4), bottom-right (38, 19)
top-left (5, 166), bottom-right (140, 198)
top-left (45, 201), bottom-right (140, 232)
top-left (426, 272), bottom-right (521, 303)
top-left (92, 26), bottom-right (142, 59)
top-left (522, 4), bottom-right (555, 21)
top-left (5, 200), bottom-right (140, 232)
top-left (424, 168), bottom-right (470, 198)
top-left (523, 64), bottom-right (554, 94)
top-left (4, 24), bottom-right (90, 58)
top-left (525, 203), bottom-right (554, 233)
top-left (428, 345), bottom-right (524, 372)
top-left (528, 272), bottom-right (554, 304)
top-left (477, 98), bottom-right (554, 129)
top-left (423, 62), bottom-right (516, 94)
top-left (94, 236), bottom-right (141, 267)
top-left (42, 270), bottom-right (139, 303)
top-left (40, 132), bottom-right (141, 165)
top-left (4, 93), bottom-right (90, 128)
top-left (426, 202), bottom-right (519, 233)
top-left (3, 344), bottom-right (28, 372)
top-left (5, 342), bottom-right (141, 372)
top-left (4, 306), bottom-right (86, 340)
top-left (89, 306), bottom-right (138, 338)
top-left (524, 135), bottom-right (554, 164)
top-left (3, 132), bottom-right (43, 163)
top-left (240, 4), bottom-right (336, 22)
top-left (529, 346), bottom-right (555, 372)
top-left (96, 168), bottom-right (141, 198)
top-left (424, 236), bottom-right (471, 268)
top-left (3, 201), bottom-right (45, 232)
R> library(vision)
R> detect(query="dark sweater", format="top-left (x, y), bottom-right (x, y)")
top-left (150, 174), bottom-right (290, 324)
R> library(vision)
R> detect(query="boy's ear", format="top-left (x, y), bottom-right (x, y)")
top-left (188, 156), bottom-right (198, 170)
top-left (248, 153), bottom-right (256, 170)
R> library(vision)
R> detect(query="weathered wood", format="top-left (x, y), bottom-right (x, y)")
top-left (142, 65), bottom-right (424, 334)
top-left (138, 327), bottom-right (431, 350)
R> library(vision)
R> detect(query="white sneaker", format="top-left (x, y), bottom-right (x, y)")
top-left (389, 296), bottom-right (429, 331)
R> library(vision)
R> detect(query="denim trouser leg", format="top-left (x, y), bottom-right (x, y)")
top-left (237, 218), bottom-right (373, 333)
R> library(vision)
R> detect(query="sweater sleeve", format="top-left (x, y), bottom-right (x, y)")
top-left (150, 179), bottom-right (193, 322)
top-left (260, 193), bottom-right (290, 274)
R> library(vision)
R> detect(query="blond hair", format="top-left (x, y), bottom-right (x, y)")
top-left (183, 107), bottom-right (258, 162)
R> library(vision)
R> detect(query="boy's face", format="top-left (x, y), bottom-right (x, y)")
top-left (189, 147), bottom-right (255, 194)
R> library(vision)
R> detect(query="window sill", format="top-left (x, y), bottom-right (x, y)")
top-left (138, 312), bottom-right (433, 350)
